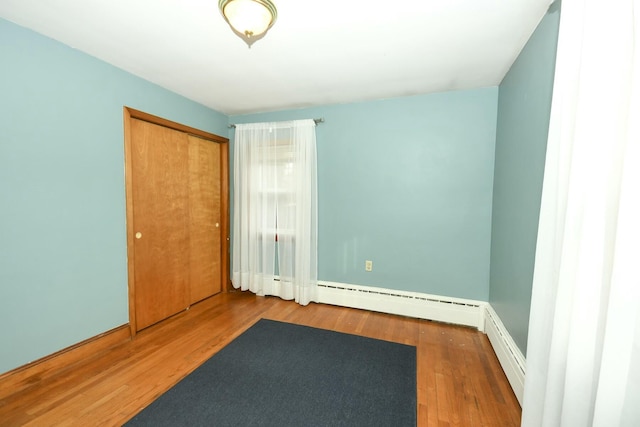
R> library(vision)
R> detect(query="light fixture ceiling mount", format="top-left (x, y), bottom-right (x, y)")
top-left (218, 0), bottom-right (278, 48)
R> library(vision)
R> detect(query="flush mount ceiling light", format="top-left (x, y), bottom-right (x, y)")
top-left (218, 0), bottom-right (278, 48)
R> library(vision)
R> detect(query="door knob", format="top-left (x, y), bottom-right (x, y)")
top-left (215, 223), bottom-right (220, 228)
top-left (135, 232), bottom-right (142, 239)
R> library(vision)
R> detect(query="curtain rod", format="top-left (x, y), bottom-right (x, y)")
top-left (228, 118), bottom-right (324, 129)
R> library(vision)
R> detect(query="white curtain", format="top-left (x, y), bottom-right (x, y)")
top-left (232, 119), bottom-right (318, 305)
top-left (522, 0), bottom-right (639, 426)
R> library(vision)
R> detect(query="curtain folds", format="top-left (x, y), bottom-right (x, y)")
top-left (232, 120), bottom-right (318, 305)
top-left (522, 1), bottom-right (639, 425)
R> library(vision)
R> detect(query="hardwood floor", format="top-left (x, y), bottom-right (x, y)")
top-left (0, 291), bottom-right (521, 426)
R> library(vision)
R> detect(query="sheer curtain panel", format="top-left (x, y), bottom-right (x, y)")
top-left (232, 120), bottom-right (318, 305)
top-left (521, 0), bottom-right (639, 425)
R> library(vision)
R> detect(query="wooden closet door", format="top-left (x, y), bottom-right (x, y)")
top-left (188, 135), bottom-right (222, 303)
top-left (130, 118), bottom-right (190, 331)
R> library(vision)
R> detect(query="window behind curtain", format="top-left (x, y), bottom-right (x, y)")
top-left (232, 120), bottom-right (318, 305)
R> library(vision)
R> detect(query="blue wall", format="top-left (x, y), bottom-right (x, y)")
top-left (1, 5), bottom-right (558, 374)
top-left (489, 4), bottom-right (560, 354)
top-left (230, 88), bottom-right (498, 301)
top-left (0, 18), bottom-right (227, 374)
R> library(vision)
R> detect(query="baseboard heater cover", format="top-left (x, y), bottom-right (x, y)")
top-left (484, 304), bottom-right (526, 405)
top-left (316, 281), bottom-right (485, 331)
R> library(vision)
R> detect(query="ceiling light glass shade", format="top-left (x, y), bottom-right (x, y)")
top-left (219, 0), bottom-right (277, 47)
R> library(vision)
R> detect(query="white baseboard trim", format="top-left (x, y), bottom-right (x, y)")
top-left (316, 281), bottom-right (486, 331)
top-left (484, 304), bottom-right (526, 405)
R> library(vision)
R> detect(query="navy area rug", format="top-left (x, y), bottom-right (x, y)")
top-left (125, 318), bottom-right (416, 426)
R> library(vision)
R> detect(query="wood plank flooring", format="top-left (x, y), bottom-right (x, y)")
top-left (0, 291), bottom-right (521, 426)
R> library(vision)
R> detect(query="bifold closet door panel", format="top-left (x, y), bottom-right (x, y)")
top-left (130, 118), bottom-right (190, 331)
top-left (188, 135), bottom-right (222, 304)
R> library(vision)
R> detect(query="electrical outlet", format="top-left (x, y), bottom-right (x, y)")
top-left (365, 260), bottom-right (373, 272)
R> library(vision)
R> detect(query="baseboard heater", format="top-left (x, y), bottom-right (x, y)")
top-left (316, 282), bottom-right (485, 331)
top-left (484, 305), bottom-right (526, 404)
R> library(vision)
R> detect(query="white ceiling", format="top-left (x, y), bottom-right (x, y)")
top-left (0, 0), bottom-right (552, 115)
